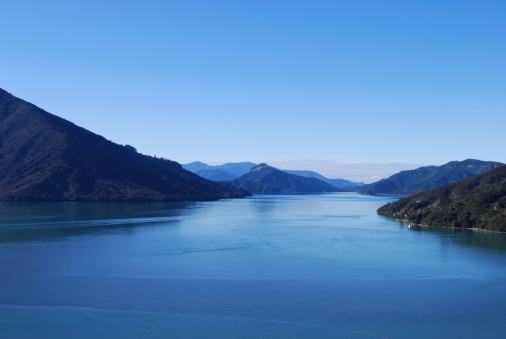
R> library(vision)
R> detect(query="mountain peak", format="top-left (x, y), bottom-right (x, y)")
top-left (229, 163), bottom-right (339, 194)
top-left (251, 163), bottom-right (272, 172)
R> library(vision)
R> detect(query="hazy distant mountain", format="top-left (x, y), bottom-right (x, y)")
top-left (217, 162), bottom-right (257, 176)
top-left (377, 165), bottom-right (506, 232)
top-left (268, 161), bottom-right (423, 185)
top-left (0, 88), bottom-right (249, 201)
top-left (358, 159), bottom-right (503, 196)
top-left (195, 169), bottom-right (237, 181)
top-left (283, 170), bottom-right (364, 190)
top-left (183, 162), bottom-right (257, 180)
top-left (185, 162), bottom-right (363, 190)
top-left (182, 161), bottom-right (209, 173)
top-left (229, 164), bottom-right (339, 194)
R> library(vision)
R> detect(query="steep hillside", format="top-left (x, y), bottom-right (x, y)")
top-left (377, 165), bottom-right (506, 232)
top-left (229, 164), bottom-right (339, 194)
top-left (0, 88), bottom-right (249, 201)
top-left (359, 159), bottom-right (503, 196)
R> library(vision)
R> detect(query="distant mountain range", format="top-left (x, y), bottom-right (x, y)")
top-left (358, 159), bottom-right (503, 196)
top-left (0, 88), bottom-right (249, 201)
top-left (183, 161), bottom-right (362, 189)
top-left (183, 162), bottom-right (256, 181)
top-left (283, 170), bottom-right (363, 190)
top-left (377, 165), bottom-right (506, 232)
top-left (228, 163), bottom-right (339, 194)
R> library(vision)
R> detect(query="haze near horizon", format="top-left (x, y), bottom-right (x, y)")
top-left (1, 0), bottom-right (505, 167)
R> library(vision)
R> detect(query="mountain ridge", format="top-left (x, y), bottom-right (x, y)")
top-left (183, 161), bottom-right (256, 181)
top-left (228, 163), bottom-right (339, 194)
top-left (0, 88), bottom-right (249, 201)
top-left (359, 159), bottom-right (503, 196)
top-left (283, 169), bottom-right (363, 190)
top-left (184, 161), bottom-right (362, 189)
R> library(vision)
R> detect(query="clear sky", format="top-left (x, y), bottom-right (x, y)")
top-left (1, 1), bottom-right (505, 174)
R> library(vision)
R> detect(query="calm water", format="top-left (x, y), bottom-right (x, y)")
top-left (1, 193), bottom-right (506, 338)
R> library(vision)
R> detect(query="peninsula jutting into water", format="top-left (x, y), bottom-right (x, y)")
top-left (378, 164), bottom-right (506, 232)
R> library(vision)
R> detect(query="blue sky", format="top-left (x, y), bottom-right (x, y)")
top-left (1, 1), bottom-right (505, 177)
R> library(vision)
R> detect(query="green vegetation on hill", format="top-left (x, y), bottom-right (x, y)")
top-left (0, 88), bottom-right (249, 201)
top-left (359, 159), bottom-right (503, 196)
top-left (377, 165), bottom-right (506, 232)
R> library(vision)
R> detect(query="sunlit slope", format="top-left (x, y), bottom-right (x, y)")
top-left (378, 165), bottom-right (506, 232)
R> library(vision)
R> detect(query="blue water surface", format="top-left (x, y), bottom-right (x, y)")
top-left (1, 193), bottom-right (506, 338)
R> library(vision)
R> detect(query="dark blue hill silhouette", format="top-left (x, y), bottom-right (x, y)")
top-left (0, 88), bottom-right (249, 201)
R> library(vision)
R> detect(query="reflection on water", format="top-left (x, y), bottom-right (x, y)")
top-left (0, 202), bottom-right (193, 243)
top-left (407, 224), bottom-right (506, 252)
top-left (1, 194), bottom-right (506, 338)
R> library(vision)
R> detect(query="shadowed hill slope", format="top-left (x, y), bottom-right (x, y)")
top-left (0, 88), bottom-right (249, 201)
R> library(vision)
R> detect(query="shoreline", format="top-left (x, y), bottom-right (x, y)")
top-left (392, 218), bottom-right (506, 234)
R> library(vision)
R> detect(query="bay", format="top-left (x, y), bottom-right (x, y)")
top-left (1, 193), bottom-right (506, 338)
